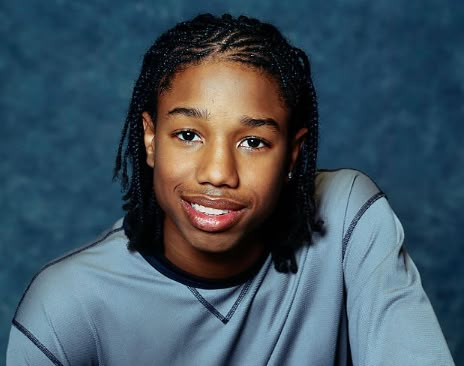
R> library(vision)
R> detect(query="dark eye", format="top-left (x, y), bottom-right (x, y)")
top-left (175, 130), bottom-right (201, 142)
top-left (239, 137), bottom-right (267, 149)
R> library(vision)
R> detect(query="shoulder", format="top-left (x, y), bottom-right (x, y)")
top-left (10, 219), bottom-right (129, 362)
top-left (13, 219), bottom-right (128, 324)
top-left (315, 169), bottom-right (404, 273)
top-left (315, 168), bottom-right (383, 203)
top-left (317, 174), bottom-right (455, 365)
top-left (315, 168), bottom-right (386, 236)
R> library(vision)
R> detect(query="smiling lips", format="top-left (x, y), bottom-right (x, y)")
top-left (191, 203), bottom-right (231, 216)
top-left (181, 195), bottom-right (246, 232)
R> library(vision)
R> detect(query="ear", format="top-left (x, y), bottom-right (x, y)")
top-left (288, 127), bottom-right (308, 179)
top-left (142, 111), bottom-right (156, 168)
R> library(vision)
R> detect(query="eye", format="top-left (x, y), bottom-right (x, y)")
top-left (238, 137), bottom-right (269, 150)
top-left (174, 130), bottom-right (201, 143)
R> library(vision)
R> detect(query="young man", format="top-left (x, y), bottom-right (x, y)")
top-left (7, 14), bottom-right (454, 365)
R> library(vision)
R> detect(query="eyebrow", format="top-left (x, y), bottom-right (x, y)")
top-left (240, 116), bottom-right (281, 132)
top-left (167, 107), bottom-right (281, 132)
top-left (167, 107), bottom-right (209, 119)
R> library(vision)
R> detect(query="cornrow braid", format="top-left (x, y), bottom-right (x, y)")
top-left (113, 13), bottom-right (322, 273)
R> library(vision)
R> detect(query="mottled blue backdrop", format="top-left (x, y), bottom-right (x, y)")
top-left (1, 0), bottom-right (463, 363)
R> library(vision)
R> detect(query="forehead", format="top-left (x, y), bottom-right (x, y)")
top-left (157, 60), bottom-right (289, 123)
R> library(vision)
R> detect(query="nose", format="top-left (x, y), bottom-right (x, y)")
top-left (196, 139), bottom-right (239, 188)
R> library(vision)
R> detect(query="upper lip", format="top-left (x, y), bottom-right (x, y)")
top-left (181, 195), bottom-right (247, 211)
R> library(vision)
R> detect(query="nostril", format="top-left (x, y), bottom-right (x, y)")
top-left (196, 148), bottom-right (239, 188)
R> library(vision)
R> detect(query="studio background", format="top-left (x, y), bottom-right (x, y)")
top-left (1, 0), bottom-right (462, 363)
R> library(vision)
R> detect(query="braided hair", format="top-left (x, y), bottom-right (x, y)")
top-left (114, 13), bottom-right (321, 273)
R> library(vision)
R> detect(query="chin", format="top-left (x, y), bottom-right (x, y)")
top-left (190, 236), bottom-right (240, 255)
top-left (188, 229), bottom-right (255, 256)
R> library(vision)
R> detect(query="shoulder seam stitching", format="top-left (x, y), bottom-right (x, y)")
top-left (13, 226), bottom-right (124, 319)
top-left (342, 192), bottom-right (386, 260)
top-left (12, 319), bottom-right (64, 366)
top-left (342, 173), bottom-right (360, 241)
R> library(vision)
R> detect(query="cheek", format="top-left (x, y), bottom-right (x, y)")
top-left (240, 155), bottom-right (287, 207)
top-left (152, 143), bottom-right (191, 206)
top-left (153, 137), bottom-right (192, 179)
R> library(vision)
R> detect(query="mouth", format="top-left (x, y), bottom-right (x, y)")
top-left (190, 203), bottom-right (231, 216)
top-left (181, 196), bottom-right (246, 233)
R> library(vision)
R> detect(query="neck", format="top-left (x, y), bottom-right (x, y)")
top-left (163, 221), bottom-right (267, 280)
top-left (165, 243), bottom-right (267, 280)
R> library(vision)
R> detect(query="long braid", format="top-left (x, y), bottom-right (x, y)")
top-left (294, 47), bottom-right (320, 230)
top-left (114, 13), bottom-right (322, 271)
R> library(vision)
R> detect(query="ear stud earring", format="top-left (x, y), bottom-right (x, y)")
top-left (287, 172), bottom-right (293, 180)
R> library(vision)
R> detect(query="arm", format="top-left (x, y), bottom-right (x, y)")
top-left (7, 324), bottom-right (63, 366)
top-left (343, 195), bottom-right (454, 365)
top-left (6, 263), bottom-right (97, 366)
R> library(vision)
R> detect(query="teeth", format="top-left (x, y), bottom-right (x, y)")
top-left (191, 203), bottom-right (231, 216)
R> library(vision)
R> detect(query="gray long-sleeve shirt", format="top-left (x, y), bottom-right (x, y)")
top-left (7, 169), bottom-right (455, 365)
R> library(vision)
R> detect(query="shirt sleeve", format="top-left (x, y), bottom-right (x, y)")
top-left (7, 325), bottom-right (61, 366)
top-left (6, 261), bottom-right (98, 366)
top-left (343, 195), bottom-right (455, 365)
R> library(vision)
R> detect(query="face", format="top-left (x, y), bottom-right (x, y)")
top-left (143, 60), bottom-right (306, 276)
